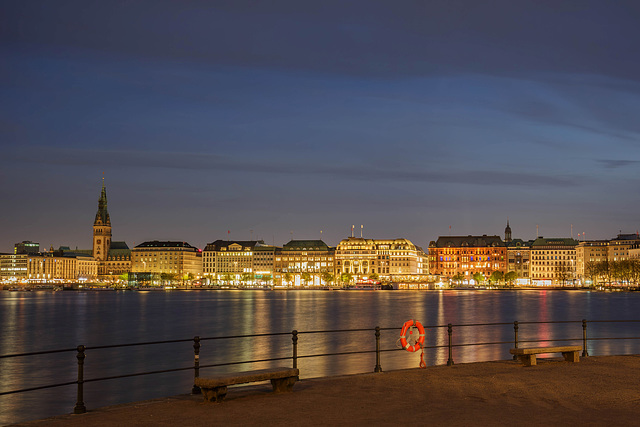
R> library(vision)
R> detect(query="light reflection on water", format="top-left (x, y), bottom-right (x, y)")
top-left (1, 289), bottom-right (640, 425)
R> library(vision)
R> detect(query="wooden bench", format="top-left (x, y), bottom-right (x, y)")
top-left (510, 345), bottom-right (582, 366)
top-left (194, 367), bottom-right (299, 402)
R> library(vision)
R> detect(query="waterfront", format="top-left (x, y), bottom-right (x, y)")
top-left (2, 289), bottom-right (640, 425)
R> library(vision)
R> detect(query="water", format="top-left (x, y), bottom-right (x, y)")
top-left (1, 289), bottom-right (640, 425)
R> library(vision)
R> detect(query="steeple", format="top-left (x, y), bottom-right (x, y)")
top-left (94, 177), bottom-right (111, 226)
top-left (93, 177), bottom-right (112, 261)
top-left (504, 219), bottom-right (512, 243)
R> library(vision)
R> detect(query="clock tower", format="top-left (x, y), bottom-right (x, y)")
top-left (92, 179), bottom-right (112, 262)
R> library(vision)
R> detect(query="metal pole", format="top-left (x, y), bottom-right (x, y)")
top-left (513, 321), bottom-right (519, 360)
top-left (192, 336), bottom-right (201, 394)
top-left (74, 345), bottom-right (86, 414)
top-left (582, 319), bottom-right (589, 357)
top-left (447, 324), bottom-right (454, 366)
top-left (292, 330), bottom-right (298, 369)
top-left (374, 326), bottom-right (382, 372)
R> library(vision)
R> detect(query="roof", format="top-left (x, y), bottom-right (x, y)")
top-left (282, 240), bottom-right (331, 251)
top-left (203, 240), bottom-right (264, 251)
top-left (110, 241), bottom-right (130, 250)
top-left (135, 241), bottom-right (198, 250)
top-left (531, 237), bottom-right (579, 247)
top-left (431, 235), bottom-right (505, 248)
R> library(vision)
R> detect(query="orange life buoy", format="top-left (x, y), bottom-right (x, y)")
top-left (400, 319), bottom-right (425, 352)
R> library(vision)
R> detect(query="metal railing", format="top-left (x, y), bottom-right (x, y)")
top-left (2, 319), bottom-right (640, 415)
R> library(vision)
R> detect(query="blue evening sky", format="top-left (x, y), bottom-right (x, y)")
top-left (1, 1), bottom-right (639, 251)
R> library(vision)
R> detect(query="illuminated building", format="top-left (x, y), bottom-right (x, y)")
top-left (335, 237), bottom-right (428, 284)
top-left (131, 241), bottom-right (202, 278)
top-left (607, 233), bottom-right (640, 262)
top-left (0, 254), bottom-right (28, 281)
top-left (575, 240), bottom-right (608, 283)
top-left (530, 237), bottom-right (578, 285)
top-left (202, 240), bottom-right (277, 286)
top-left (428, 235), bottom-right (507, 281)
top-left (26, 251), bottom-right (97, 282)
top-left (275, 240), bottom-right (334, 287)
top-left (506, 240), bottom-right (532, 282)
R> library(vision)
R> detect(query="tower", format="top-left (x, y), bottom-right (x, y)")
top-left (505, 219), bottom-right (512, 243)
top-left (92, 178), bottom-right (112, 261)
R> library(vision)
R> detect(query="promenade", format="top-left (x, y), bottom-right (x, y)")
top-left (14, 354), bottom-right (640, 426)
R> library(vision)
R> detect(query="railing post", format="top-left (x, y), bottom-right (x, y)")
top-left (513, 321), bottom-right (519, 360)
top-left (582, 319), bottom-right (589, 357)
top-left (73, 345), bottom-right (86, 414)
top-left (292, 330), bottom-right (298, 369)
top-left (447, 323), bottom-right (454, 366)
top-left (191, 336), bottom-right (201, 394)
top-left (374, 326), bottom-right (382, 373)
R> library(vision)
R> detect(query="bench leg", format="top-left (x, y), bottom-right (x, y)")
top-left (202, 386), bottom-right (228, 403)
top-left (518, 354), bottom-right (536, 367)
top-left (562, 351), bottom-right (580, 363)
top-left (271, 376), bottom-right (297, 393)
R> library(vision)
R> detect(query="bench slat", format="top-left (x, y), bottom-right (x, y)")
top-left (195, 367), bottom-right (299, 388)
top-left (509, 346), bottom-right (581, 355)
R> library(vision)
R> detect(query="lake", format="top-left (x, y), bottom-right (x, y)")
top-left (1, 289), bottom-right (640, 425)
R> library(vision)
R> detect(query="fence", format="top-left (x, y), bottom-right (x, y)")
top-left (2, 319), bottom-right (640, 416)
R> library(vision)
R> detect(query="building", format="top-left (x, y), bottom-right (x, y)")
top-left (0, 253), bottom-right (28, 281)
top-left (428, 235), bottom-right (507, 281)
top-left (14, 241), bottom-right (40, 254)
top-left (607, 233), bottom-right (640, 262)
top-left (91, 180), bottom-right (131, 279)
top-left (26, 251), bottom-right (97, 282)
top-left (202, 240), bottom-right (277, 286)
top-left (335, 237), bottom-right (429, 285)
top-left (275, 240), bottom-right (334, 287)
top-left (506, 239), bottom-right (532, 283)
top-left (575, 240), bottom-right (609, 284)
top-left (530, 237), bottom-right (578, 285)
top-left (131, 241), bottom-right (202, 280)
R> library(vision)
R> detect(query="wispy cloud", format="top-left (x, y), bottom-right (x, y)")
top-left (598, 160), bottom-right (640, 169)
top-left (8, 146), bottom-right (578, 188)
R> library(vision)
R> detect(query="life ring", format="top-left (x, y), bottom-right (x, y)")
top-left (400, 319), bottom-right (425, 352)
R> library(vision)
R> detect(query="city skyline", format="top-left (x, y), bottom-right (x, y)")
top-left (2, 2), bottom-right (639, 252)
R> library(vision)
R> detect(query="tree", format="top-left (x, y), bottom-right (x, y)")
top-left (340, 272), bottom-right (353, 287)
top-left (368, 272), bottom-right (379, 282)
top-left (555, 263), bottom-right (571, 286)
top-left (452, 273), bottom-right (465, 287)
top-left (241, 272), bottom-right (253, 287)
top-left (472, 272), bottom-right (484, 285)
top-left (321, 271), bottom-right (334, 286)
top-left (222, 273), bottom-right (234, 286)
top-left (283, 273), bottom-right (292, 287)
top-left (489, 271), bottom-right (504, 287)
top-left (504, 271), bottom-right (518, 287)
top-left (584, 261), bottom-right (600, 287)
top-left (301, 272), bottom-right (312, 287)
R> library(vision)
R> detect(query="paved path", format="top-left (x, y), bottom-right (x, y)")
top-left (15, 355), bottom-right (640, 426)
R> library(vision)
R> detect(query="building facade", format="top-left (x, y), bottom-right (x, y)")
top-left (0, 254), bottom-right (28, 281)
top-left (275, 240), bottom-right (334, 287)
top-left (428, 235), bottom-right (507, 281)
top-left (26, 252), bottom-right (97, 282)
top-left (530, 237), bottom-right (578, 285)
top-left (202, 240), bottom-right (277, 286)
top-left (131, 241), bottom-right (202, 278)
top-left (506, 239), bottom-right (532, 282)
top-left (335, 237), bottom-right (428, 284)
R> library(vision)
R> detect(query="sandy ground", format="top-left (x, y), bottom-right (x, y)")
top-left (14, 355), bottom-right (640, 426)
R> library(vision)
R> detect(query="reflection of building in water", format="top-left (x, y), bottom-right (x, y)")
top-left (335, 237), bottom-right (428, 284)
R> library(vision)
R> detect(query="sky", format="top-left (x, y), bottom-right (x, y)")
top-left (1, 1), bottom-right (639, 252)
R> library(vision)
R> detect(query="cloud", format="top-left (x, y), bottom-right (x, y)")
top-left (6, 145), bottom-right (578, 188)
top-left (598, 160), bottom-right (640, 169)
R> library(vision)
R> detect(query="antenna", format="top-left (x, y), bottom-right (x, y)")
top-left (360, 225), bottom-right (363, 238)
top-left (571, 224), bottom-right (573, 239)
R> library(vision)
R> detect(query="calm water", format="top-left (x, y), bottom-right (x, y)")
top-left (2, 289), bottom-right (640, 425)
